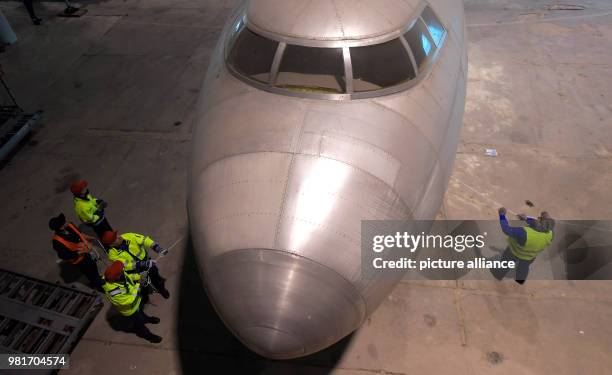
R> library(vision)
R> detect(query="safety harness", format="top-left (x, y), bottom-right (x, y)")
top-left (52, 223), bottom-right (90, 264)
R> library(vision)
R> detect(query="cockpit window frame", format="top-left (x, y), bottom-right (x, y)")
top-left (224, 3), bottom-right (447, 101)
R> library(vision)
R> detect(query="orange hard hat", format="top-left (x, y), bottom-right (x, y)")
top-left (101, 230), bottom-right (118, 246)
top-left (104, 261), bottom-right (124, 281)
top-left (70, 180), bottom-right (88, 195)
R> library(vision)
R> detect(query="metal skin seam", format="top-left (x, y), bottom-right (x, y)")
top-left (411, 39), bottom-right (466, 184)
top-left (200, 247), bottom-right (369, 321)
top-left (204, 250), bottom-right (364, 285)
top-left (247, 2), bottom-right (426, 46)
top-left (272, 108), bottom-right (310, 250)
top-left (195, 151), bottom-right (414, 219)
top-left (374, 57), bottom-right (464, 207)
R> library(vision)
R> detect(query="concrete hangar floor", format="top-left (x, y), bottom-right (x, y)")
top-left (0, 0), bottom-right (611, 374)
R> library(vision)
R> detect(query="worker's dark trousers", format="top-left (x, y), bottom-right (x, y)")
top-left (90, 217), bottom-right (113, 238)
top-left (129, 308), bottom-right (158, 340)
top-left (490, 247), bottom-right (534, 284)
top-left (77, 255), bottom-right (103, 292)
top-left (147, 264), bottom-right (167, 293)
top-left (23, 0), bottom-right (36, 19)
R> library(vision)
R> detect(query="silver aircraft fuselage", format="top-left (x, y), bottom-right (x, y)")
top-left (189, 0), bottom-right (467, 359)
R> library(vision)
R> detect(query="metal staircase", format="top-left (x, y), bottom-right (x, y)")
top-left (0, 269), bottom-right (102, 355)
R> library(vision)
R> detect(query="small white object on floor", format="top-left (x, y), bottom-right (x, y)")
top-left (485, 148), bottom-right (498, 157)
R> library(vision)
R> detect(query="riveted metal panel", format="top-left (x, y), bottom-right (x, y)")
top-left (189, 152), bottom-right (292, 260)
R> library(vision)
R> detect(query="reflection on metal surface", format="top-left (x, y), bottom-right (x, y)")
top-left (189, 0), bottom-right (468, 359)
top-left (290, 158), bottom-right (350, 251)
top-left (204, 249), bottom-right (366, 359)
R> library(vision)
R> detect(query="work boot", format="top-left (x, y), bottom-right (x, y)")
top-left (31, 17), bottom-right (42, 25)
top-left (145, 316), bottom-right (160, 324)
top-left (64, 6), bottom-right (79, 15)
top-left (145, 334), bottom-right (162, 344)
top-left (159, 288), bottom-right (170, 299)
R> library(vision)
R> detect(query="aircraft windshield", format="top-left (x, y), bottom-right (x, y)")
top-left (350, 38), bottom-right (416, 92)
top-left (276, 45), bottom-right (346, 94)
top-left (227, 28), bottom-right (278, 84)
top-left (226, 6), bottom-right (446, 99)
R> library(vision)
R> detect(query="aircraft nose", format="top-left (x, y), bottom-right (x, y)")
top-left (240, 326), bottom-right (304, 358)
top-left (188, 153), bottom-right (399, 358)
top-left (204, 248), bottom-right (366, 359)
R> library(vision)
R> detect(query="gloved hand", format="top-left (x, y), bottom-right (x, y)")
top-left (517, 213), bottom-right (527, 221)
top-left (136, 259), bottom-right (156, 271)
top-left (498, 207), bottom-right (507, 216)
top-left (96, 199), bottom-right (108, 209)
top-left (152, 243), bottom-right (168, 257)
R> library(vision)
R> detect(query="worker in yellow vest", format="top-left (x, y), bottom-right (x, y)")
top-left (101, 230), bottom-right (170, 299)
top-left (492, 207), bottom-right (555, 284)
top-left (49, 213), bottom-right (103, 291)
top-left (102, 261), bottom-right (162, 343)
top-left (70, 180), bottom-right (113, 237)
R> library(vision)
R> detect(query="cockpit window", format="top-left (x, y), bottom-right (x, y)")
top-left (421, 6), bottom-right (445, 47)
top-left (404, 18), bottom-right (435, 69)
top-left (276, 46), bottom-right (346, 94)
top-left (227, 28), bottom-right (278, 84)
top-left (350, 38), bottom-right (416, 92)
top-left (226, 5), bottom-right (446, 99)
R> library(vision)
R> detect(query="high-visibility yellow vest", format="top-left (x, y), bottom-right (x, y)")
top-left (508, 227), bottom-right (553, 261)
top-left (102, 272), bottom-right (142, 316)
top-left (73, 194), bottom-right (101, 224)
top-left (107, 233), bottom-right (155, 272)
